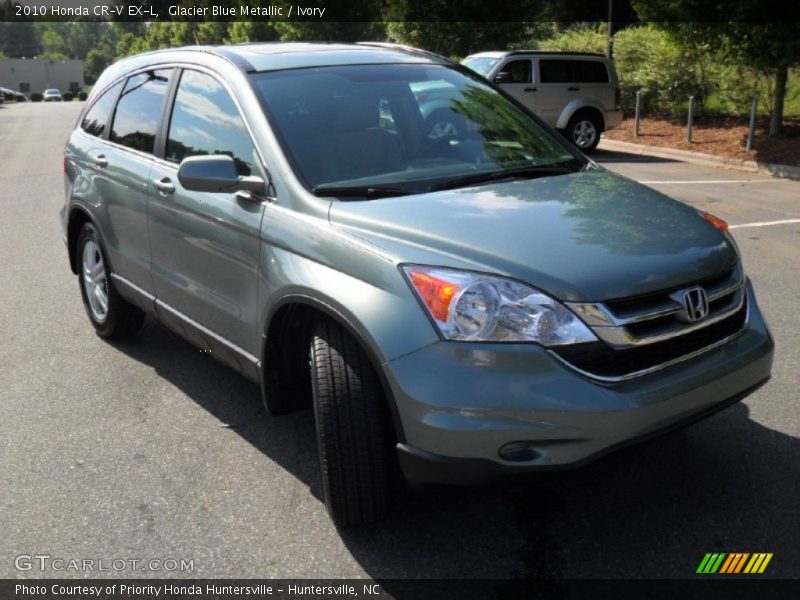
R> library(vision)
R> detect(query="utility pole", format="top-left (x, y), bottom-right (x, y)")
top-left (606, 0), bottom-right (613, 58)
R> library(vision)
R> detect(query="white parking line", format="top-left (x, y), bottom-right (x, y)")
top-left (729, 219), bottom-right (800, 230)
top-left (639, 179), bottom-right (780, 184)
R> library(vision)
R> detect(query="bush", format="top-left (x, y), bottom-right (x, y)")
top-left (78, 91), bottom-right (88, 101)
top-left (62, 92), bottom-right (73, 101)
top-left (613, 25), bottom-right (719, 117)
top-left (536, 24), bottom-right (607, 54)
top-left (31, 93), bottom-right (43, 102)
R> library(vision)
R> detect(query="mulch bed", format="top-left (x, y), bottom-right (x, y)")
top-left (604, 116), bottom-right (800, 167)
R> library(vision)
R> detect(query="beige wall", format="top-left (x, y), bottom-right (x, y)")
top-left (0, 59), bottom-right (85, 95)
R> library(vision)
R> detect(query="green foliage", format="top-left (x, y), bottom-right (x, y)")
top-left (30, 93), bottom-right (42, 102)
top-left (227, 22), bottom-right (279, 44)
top-left (195, 22), bottom-right (229, 45)
top-left (62, 92), bottom-right (73, 101)
top-left (85, 47), bottom-right (115, 84)
top-left (272, 21), bottom-right (385, 43)
top-left (630, 2), bottom-right (800, 132)
top-left (535, 23), bottom-right (606, 54)
top-left (613, 25), bottom-right (719, 116)
top-left (78, 91), bottom-right (88, 101)
top-left (0, 22), bottom-right (39, 57)
top-left (387, 22), bottom-right (533, 59)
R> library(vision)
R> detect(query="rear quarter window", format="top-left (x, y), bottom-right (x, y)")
top-left (575, 61), bottom-right (609, 83)
top-left (80, 81), bottom-right (123, 138)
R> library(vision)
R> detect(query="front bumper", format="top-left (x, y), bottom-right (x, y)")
top-left (384, 281), bottom-right (773, 485)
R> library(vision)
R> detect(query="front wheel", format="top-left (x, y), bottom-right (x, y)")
top-left (566, 112), bottom-right (602, 152)
top-left (309, 319), bottom-right (393, 526)
top-left (76, 223), bottom-right (145, 339)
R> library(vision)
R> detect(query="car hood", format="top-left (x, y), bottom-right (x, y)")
top-left (328, 169), bottom-right (738, 302)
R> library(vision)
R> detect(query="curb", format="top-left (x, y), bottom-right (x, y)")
top-left (598, 138), bottom-right (800, 181)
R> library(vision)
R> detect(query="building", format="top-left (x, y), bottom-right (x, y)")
top-left (0, 58), bottom-right (85, 94)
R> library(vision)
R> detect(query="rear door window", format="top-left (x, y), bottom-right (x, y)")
top-left (110, 69), bottom-right (173, 154)
top-left (165, 69), bottom-right (257, 176)
top-left (81, 81), bottom-right (123, 138)
top-left (539, 60), bottom-right (575, 84)
top-left (574, 61), bottom-right (609, 83)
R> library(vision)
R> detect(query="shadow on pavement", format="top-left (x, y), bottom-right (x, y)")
top-left (592, 147), bottom-right (680, 164)
top-left (111, 318), bottom-right (798, 588)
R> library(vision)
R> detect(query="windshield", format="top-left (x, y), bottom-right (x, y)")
top-left (45, 89), bottom-right (59, 94)
top-left (461, 56), bottom-right (500, 78)
top-left (250, 63), bottom-right (581, 197)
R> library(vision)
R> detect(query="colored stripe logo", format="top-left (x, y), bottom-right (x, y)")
top-left (697, 552), bottom-right (773, 574)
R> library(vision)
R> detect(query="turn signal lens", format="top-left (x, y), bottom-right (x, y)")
top-left (702, 211), bottom-right (729, 233)
top-left (407, 270), bottom-right (459, 321)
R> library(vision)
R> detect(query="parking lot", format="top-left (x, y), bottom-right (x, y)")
top-left (1, 101), bottom-right (798, 581)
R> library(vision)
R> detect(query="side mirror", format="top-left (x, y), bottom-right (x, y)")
top-left (177, 154), bottom-right (265, 194)
top-left (493, 71), bottom-right (513, 84)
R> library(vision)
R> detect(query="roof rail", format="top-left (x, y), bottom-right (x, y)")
top-left (506, 50), bottom-right (606, 58)
top-left (355, 41), bottom-right (455, 64)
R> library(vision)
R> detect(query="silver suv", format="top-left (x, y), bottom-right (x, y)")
top-left (463, 51), bottom-right (623, 151)
top-left (62, 43), bottom-right (772, 526)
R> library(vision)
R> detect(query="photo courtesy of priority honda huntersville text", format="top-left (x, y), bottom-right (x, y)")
top-left (62, 42), bottom-right (773, 526)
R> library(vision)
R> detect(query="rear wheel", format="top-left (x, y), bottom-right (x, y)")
top-left (76, 223), bottom-right (145, 339)
top-left (308, 318), bottom-right (392, 526)
top-left (566, 112), bottom-right (602, 152)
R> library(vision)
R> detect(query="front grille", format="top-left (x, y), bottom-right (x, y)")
top-left (605, 266), bottom-right (738, 318)
top-left (566, 264), bottom-right (745, 349)
top-left (553, 295), bottom-right (748, 380)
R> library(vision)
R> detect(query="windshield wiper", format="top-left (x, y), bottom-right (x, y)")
top-left (427, 161), bottom-right (581, 192)
top-left (312, 186), bottom-right (410, 199)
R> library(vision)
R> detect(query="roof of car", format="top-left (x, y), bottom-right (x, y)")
top-left (134, 42), bottom-right (452, 73)
top-left (466, 50), bottom-right (608, 59)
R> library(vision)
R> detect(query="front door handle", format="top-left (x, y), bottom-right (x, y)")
top-left (567, 86), bottom-right (580, 92)
top-left (91, 154), bottom-right (108, 168)
top-left (153, 177), bottom-right (175, 195)
top-left (524, 87), bottom-right (538, 93)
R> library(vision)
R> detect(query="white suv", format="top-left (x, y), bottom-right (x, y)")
top-left (462, 51), bottom-right (622, 151)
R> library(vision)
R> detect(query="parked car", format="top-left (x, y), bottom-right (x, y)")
top-left (63, 43), bottom-right (773, 526)
top-left (462, 50), bottom-right (623, 151)
top-left (43, 88), bottom-right (62, 101)
top-left (1, 88), bottom-right (25, 101)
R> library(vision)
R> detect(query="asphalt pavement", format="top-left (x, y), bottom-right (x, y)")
top-left (1, 102), bottom-right (798, 583)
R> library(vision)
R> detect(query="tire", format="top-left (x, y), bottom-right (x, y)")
top-left (565, 111), bottom-right (602, 152)
top-left (309, 318), bottom-right (392, 526)
top-left (76, 222), bottom-right (145, 339)
top-left (425, 108), bottom-right (464, 140)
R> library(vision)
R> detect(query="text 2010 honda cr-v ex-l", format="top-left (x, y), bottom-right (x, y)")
top-left (62, 43), bottom-right (773, 525)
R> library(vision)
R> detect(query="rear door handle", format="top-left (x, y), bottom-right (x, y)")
top-left (91, 154), bottom-right (108, 168)
top-left (567, 87), bottom-right (580, 92)
top-left (153, 177), bottom-right (175, 195)
top-left (524, 87), bottom-right (538, 93)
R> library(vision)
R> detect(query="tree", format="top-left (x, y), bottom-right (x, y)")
top-left (384, 0), bottom-right (546, 58)
top-left (227, 21), bottom-right (278, 43)
top-left (271, 0), bottom-right (385, 42)
top-left (631, 1), bottom-right (800, 135)
top-left (0, 22), bottom-right (40, 58)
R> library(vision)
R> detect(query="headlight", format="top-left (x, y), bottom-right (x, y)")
top-left (402, 265), bottom-right (598, 345)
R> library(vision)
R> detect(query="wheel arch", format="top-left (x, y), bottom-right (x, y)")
top-left (557, 100), bottom-right (606, 131)
top-left (261, 292), bottom-right (406, 444)
top-left (66, 204), bottom-right (97, 274)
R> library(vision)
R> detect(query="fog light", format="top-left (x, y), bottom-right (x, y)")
top-left (499, 441), bottom-right (540, 462)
